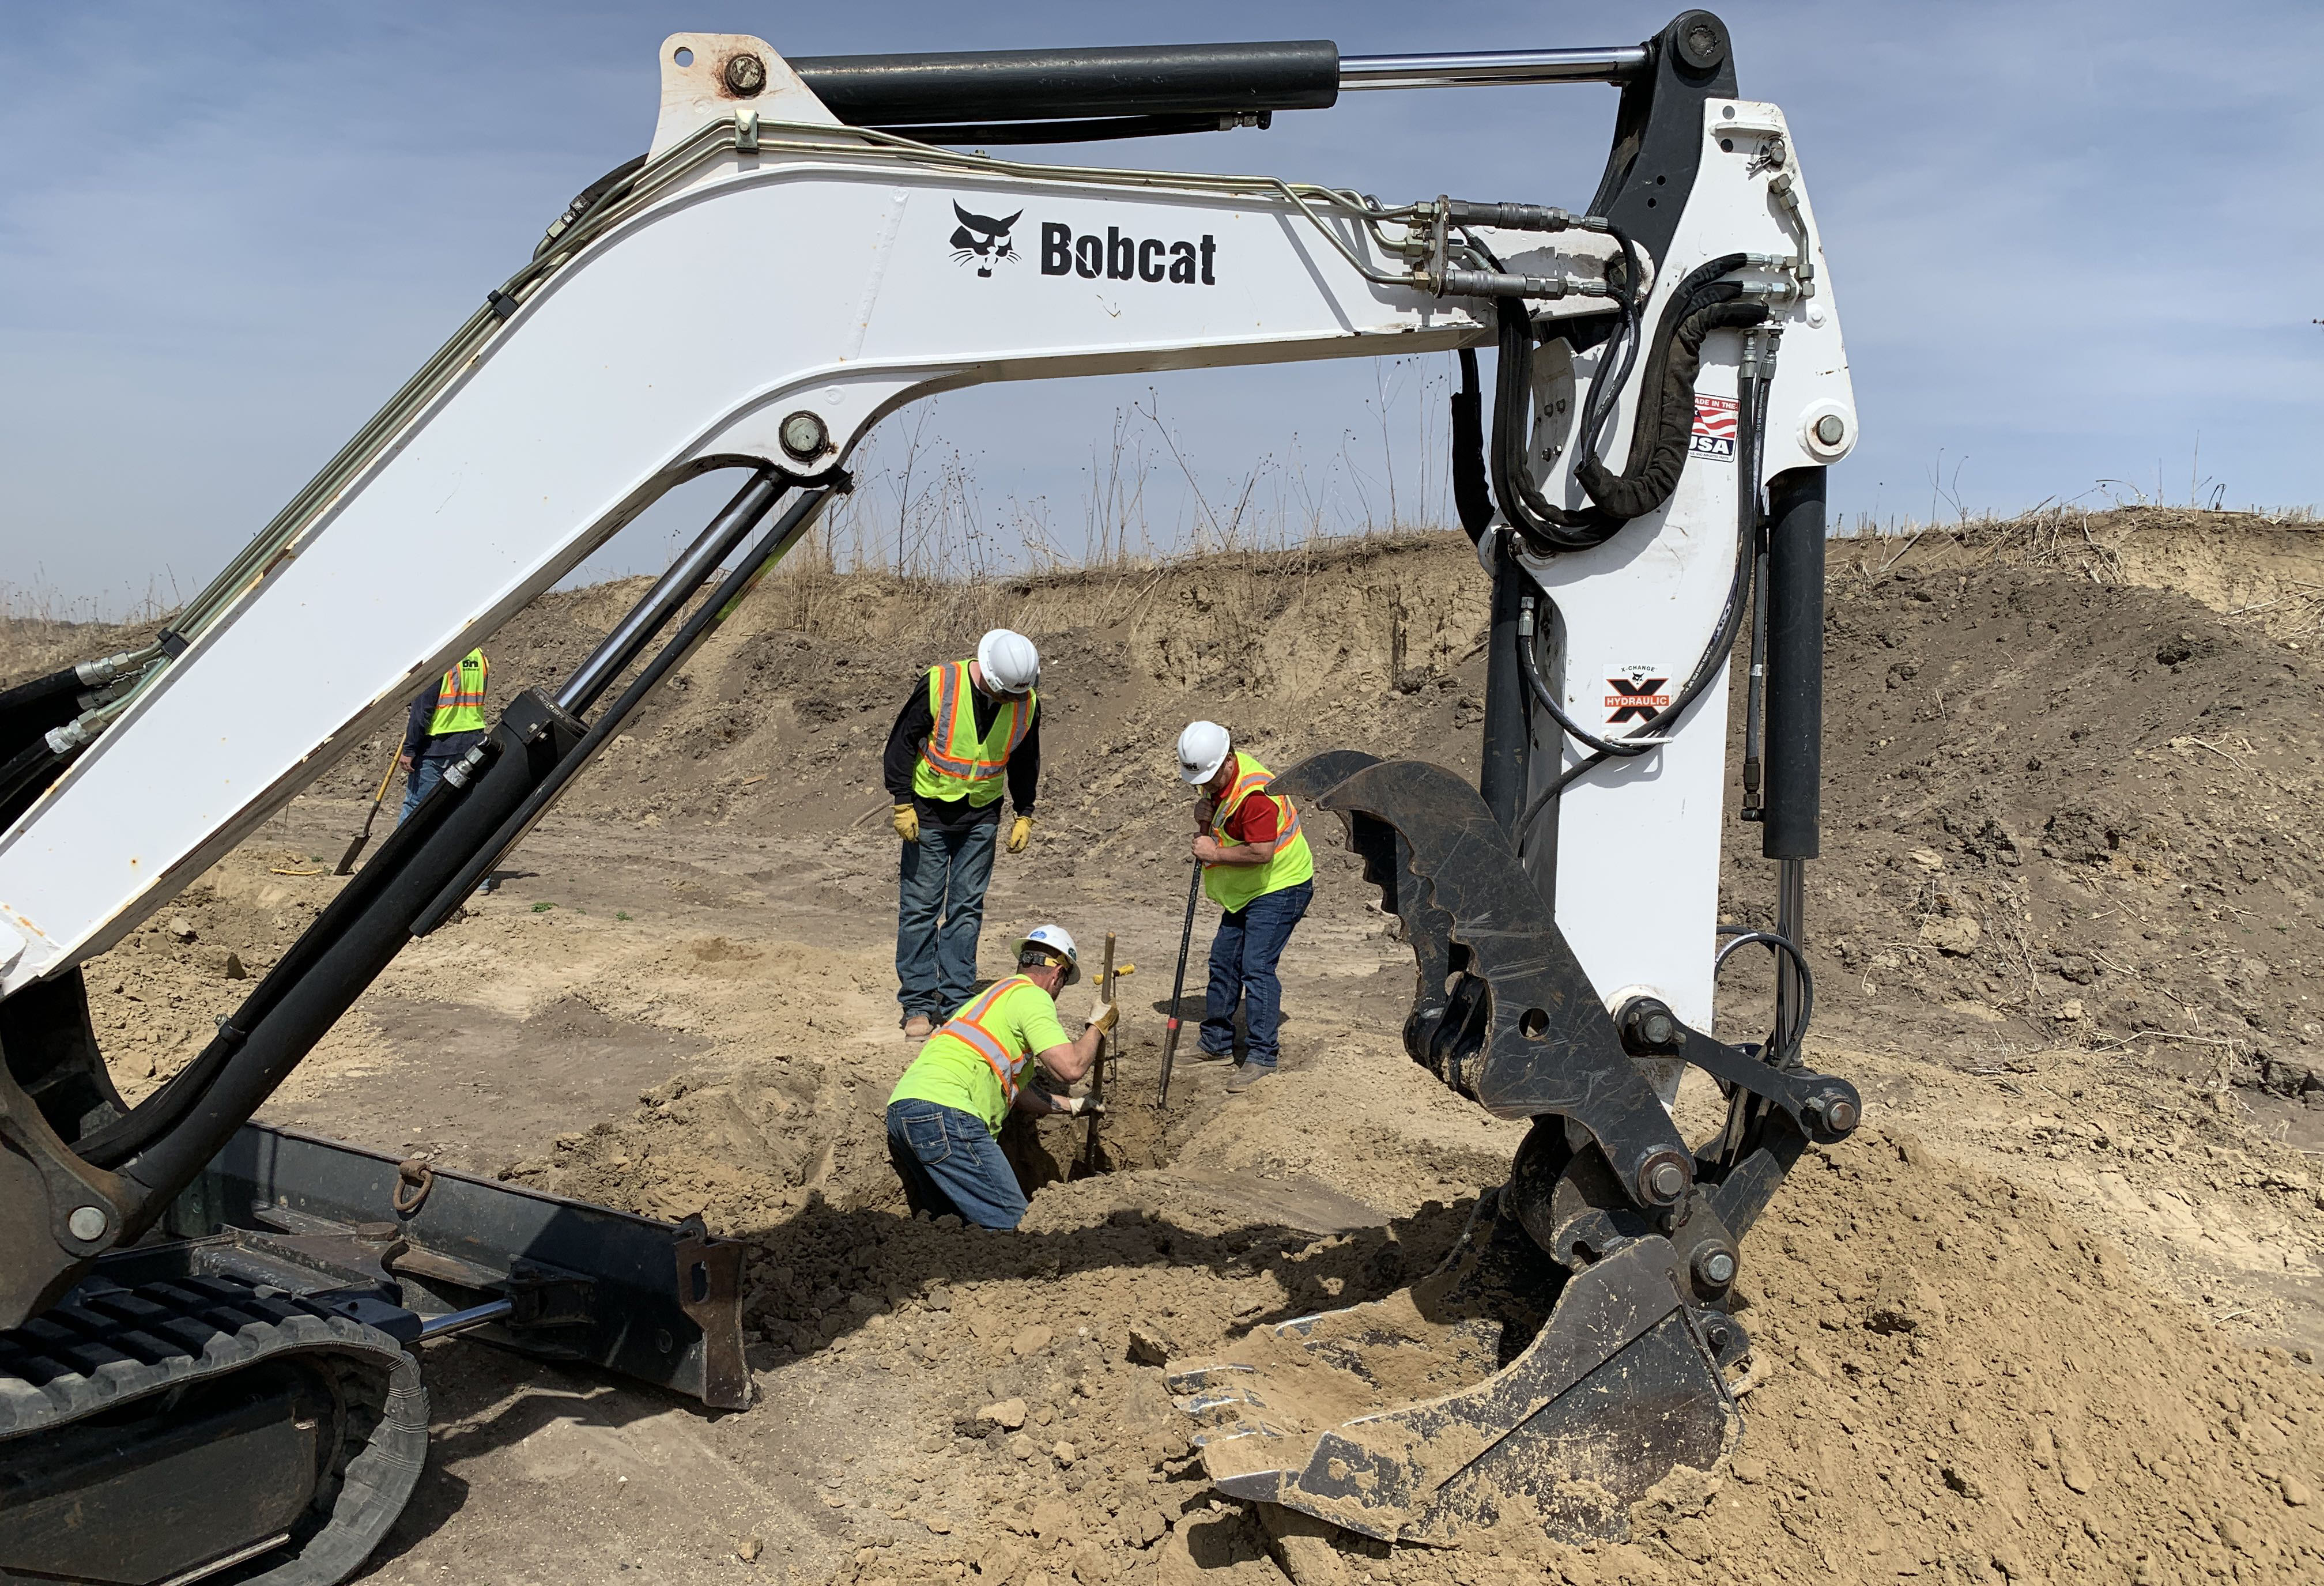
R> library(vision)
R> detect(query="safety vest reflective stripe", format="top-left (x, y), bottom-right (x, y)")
top-left (428, 652), bottom-right (488, 735)
top-left (930, 975), bottom-right (1035, 1101)
top-left (917, 662), bottom-right (1029, 779)
top-left (1219, 769), bottom-right (1299, 849)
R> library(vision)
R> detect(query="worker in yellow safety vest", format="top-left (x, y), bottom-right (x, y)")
top-left (881, 629), bottom-right (1043, 1039)
top-left (885, 926), bottom-right (1117, 1229)
top-left (398, 648), bottom-right (488, 824)
top-left (1175, 722), bottom-right (1316, 1093)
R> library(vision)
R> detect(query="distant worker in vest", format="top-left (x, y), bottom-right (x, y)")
top-left (1176, 721), bottom-right (1316, 1093)
top-left (398, 648), bottom-right (489, 824)
top-left (883, 629), bottom-right (1043, 1039)
top-left (885, 926), bottom-right (1116, 1229)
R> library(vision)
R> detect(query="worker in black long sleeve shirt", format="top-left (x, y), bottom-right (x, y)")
top-left (884, 629), bottom-right (1044, 1038)
top-left (398, 648), bottom-right (488, 823)
top-left (881, 690), bottom-right (1040, 830)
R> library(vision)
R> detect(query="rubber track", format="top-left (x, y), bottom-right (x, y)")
top-left (0, 1272), bottom-right (428, 1586)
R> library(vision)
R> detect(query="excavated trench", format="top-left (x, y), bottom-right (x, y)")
top-left (1005, 1024), bottom-right (1196, 1191)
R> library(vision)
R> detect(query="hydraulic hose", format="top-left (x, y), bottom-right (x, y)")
top-left (1450, 348), bottom-right (1495, 544)
top-left (1489, 250), bottom-right (1757, 558)
top-left (1514, 333), bottom-right (1770, 852)
top-left (1515, 598), bottom-right (1655, 759)
top-left (1714, 926), bottom-right (1816, 1066)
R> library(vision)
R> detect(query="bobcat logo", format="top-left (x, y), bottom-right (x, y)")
top-left (949, 202), bottom-right (1022, 277)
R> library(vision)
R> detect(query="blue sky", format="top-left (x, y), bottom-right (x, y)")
top-left (3, 2), bottom-right (2319, 611)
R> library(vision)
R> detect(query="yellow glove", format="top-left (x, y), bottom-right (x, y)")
top-left (1007, 813), bottom-right (1034, 854)
top-left (1085, 999), bottom-right (1119, 1036)
top-left (892, 803), bottom-right (920, 843)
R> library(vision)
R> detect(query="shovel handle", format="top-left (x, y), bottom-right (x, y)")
top-left (1080, 932), bottom-right (1116, 1172)
top-left (1157, 859), bottom-right (1202, 1109)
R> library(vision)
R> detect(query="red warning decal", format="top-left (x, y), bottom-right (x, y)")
top-left (1690, 394), bottom-right (1738, 461)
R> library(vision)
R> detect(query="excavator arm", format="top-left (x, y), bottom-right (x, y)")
top-left (0, 12), bottom-right (1856, 1580)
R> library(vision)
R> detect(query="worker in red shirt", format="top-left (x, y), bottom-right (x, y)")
top-left (1175, 722), bottom-right (1316, 1093)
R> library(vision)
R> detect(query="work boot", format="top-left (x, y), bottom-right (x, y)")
top-left (1190, 1046), bottom-right (1235, 1064)
top-left (902, 1013), bottom-right (935, 1040)
top-left (1225, 1064), bottom-right (1273, 1094)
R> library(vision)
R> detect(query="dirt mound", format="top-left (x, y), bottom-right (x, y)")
top-left (526, 1104), bottom-right (2324, 1586)
top-left (1752, 525), bottom-right (2324, 1112)
top-left (13, 505), bottom-right (2324, 1581)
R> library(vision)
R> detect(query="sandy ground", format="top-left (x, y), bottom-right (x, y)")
top-left (10, 508), bottom-right (2324, 1583)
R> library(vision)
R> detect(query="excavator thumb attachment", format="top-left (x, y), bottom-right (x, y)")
top-left (1164, 751), bottom-right (1846, 1545)
top-left (1169, 1196), bottom-right (1741, 1544)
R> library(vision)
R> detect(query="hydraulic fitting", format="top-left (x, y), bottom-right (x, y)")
top-left (1439, 268), bottom-right (1608, 301)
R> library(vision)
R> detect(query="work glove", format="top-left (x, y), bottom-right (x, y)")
top-left (892, 803), bottom-right (920, 843)
top-left (1007, 813), bottom-right (1034, 854)
top-left (1085, 999), bottom-right (1119, 1036)
top-left (1059, 1096), bottom-right (1106, 1118)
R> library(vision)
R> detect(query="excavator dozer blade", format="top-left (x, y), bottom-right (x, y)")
top-left (1171, 1228), bottom-right (1738, 1545)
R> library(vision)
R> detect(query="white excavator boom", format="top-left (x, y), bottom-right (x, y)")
top-left (0, 33), bottom-right (1849, 1049)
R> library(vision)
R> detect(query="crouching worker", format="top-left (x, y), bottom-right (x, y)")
top-left (885, 926), bottom-right (1117, 1230)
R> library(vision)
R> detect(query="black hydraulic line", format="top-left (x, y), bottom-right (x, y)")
top-left (1476, 533), bottom-right (1531, 837)
top-left (1713, 926), bottom-right (1815, 1065)
top-left (1488, 301), bottom-right (1627, 553)
top-left (1489, 254), bottom-right (1754, 561)
top-left (1576, 275), bottom-right (1765, 522)
top-left (0, 666), bottom-right (84, 719)
top-left (870, 112), bottom-right (1270, 145)
top-left (791, 41), bottom-right (1339, 128)
top-left (1514, 342), bottom-right (1767, 851)
top-left (1449, 348), bottom-right (1495, 545)
top-left (71, 723), bottom-right (500, 1171)
top-left (1761, 469), bottom-right (1827, 862)
top-left (1516, 598), bottom-right (1653, 760)
top-left (77, 481), bottom-right (825, 1180)
top-left (410, 486), bottom-right (838, 936)
top-left (0, 739), bottom-right (76, 833)
top-left (556, 471), bottom-right (786, 716)
top-left (0, 667), bottom-right (86, 758)
top-left (110, 693), bottom-right (588, 1228)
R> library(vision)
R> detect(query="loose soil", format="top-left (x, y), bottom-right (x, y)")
top-left (7, 507), bottom-right (2324, 1584)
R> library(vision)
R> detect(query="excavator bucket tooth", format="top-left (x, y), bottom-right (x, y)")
top-left (1171, 1233), bottom-right (1739, 1545)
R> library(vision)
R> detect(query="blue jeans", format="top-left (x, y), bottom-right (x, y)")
top-left (896, 818), bottom-right (999, 1019)
top-left (399, 756), bottom-right (451, 824)
top-left (885, 1099), bottom-right (1028, 1230)
top-left (1201, 879), bottom-right (1312, 1070)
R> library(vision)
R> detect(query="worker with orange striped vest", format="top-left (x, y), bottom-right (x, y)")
top-left (398, 648), bottom-right (488, 824)
top-left (1177, 722), bottom-right (1316, 1093)
top-left (885, 926), bottom-right (1117, 1229)
top-left (882, 630), bottom-right (1043, 1039)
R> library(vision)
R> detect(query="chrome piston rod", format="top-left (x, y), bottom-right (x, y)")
top-left (1338, 47), bottom-right (1648, 90)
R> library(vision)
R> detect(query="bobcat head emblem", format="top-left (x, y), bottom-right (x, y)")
top-left (949, 202), bottom-right (1022, 277)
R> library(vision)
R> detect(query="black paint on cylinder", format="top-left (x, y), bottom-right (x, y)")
top-left (792, 41), bottom-right (1339, 127)
top-left (1478, 535), bottom-right (1531, 837)
top-left (1761, 469), bottom-right (1825, 860)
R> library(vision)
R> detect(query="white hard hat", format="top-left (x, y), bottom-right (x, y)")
top-left (976, 629), bottom-right (1040, 696)
top-left (1177, 720), bottom-right (1231, 785)
top-left (1012, 924), bottom-right (1080, 986)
